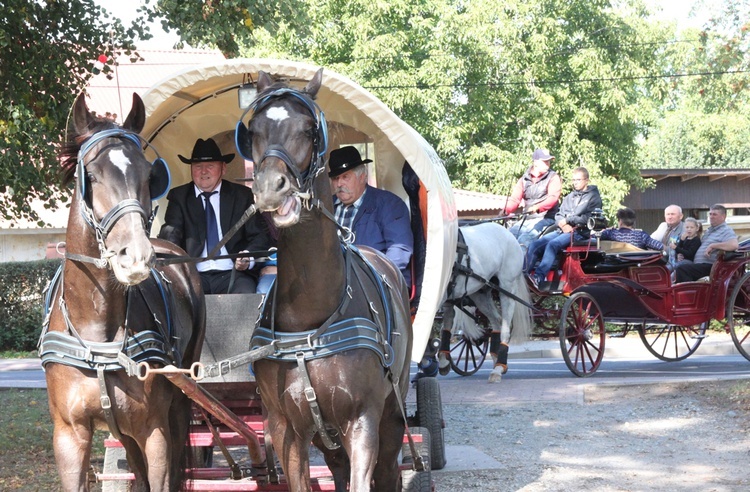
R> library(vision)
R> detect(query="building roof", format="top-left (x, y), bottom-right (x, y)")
top-left (641, 169), bottom-right (750, 182)
top-left (86, 48), bottom-right (225, 120)
top-left (453, 189), bottom-right (507, 214)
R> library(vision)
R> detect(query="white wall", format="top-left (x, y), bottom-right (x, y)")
top-left (0, 229), bottom-right (66, 262)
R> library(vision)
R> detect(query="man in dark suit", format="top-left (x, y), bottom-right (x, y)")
top-left (158, 138), bottom-right (273, 294)
top-left (329, 146), bottom-right (414, 286)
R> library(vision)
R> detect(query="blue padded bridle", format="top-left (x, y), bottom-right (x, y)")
top-left (235, 87), bottom-right (329, 199)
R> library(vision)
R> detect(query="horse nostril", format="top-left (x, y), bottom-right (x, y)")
top-left (118, 248), bottom-right (135, 268)
top-left (274, 175), bottom-right (288, 192)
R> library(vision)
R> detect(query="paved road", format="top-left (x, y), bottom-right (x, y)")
top-left (5, 332), bottom-right (750, 396)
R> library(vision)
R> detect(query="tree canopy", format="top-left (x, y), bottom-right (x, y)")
top-left (242, 0), bottom-right (674, 215)
top-left (3, 0), bottom-right (748, 224)
top-left (1, 0), bottom-right (148, 224)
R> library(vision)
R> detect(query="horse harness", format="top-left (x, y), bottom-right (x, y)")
top-left (39, 127), bottom-right (178, 440)
top-left (38, 263), bottom-right (180, 441)
top-left (447, 228), bottom-right (536, 312)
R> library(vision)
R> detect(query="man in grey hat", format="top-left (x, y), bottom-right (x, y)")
top-left (158, 137), bottom-right (273, 294)
top-left (503, 148), bottom-right (562, 248)
top-left (329, 146), bottom-right (414, 286)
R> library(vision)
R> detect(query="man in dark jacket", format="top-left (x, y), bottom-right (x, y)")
top-left (329, 146), bottom-right (414, 285)
top-left (525, 167), bottom-right (602, 289)
top-left (158, 138), bottom-right (273, 294)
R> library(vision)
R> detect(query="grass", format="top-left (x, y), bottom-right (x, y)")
top-left (0, 389), bottom-right (107, 491)
top-left (0, 351), bottom-right (37, 359)
top-left (0, 389), bottom-right (60, 490)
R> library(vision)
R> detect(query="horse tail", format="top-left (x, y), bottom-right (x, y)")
top-left (510, 274), bottom-right (533, 344)
top-left (451, 305), bottom-right (486, 341)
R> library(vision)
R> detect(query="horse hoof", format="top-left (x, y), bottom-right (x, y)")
top-left (438, 353), bottom-right (451, 376)
top-left (488, 369), bottom-right (503, 383)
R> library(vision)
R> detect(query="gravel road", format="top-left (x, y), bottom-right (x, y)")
top-left (431, 379), bottom-right (750, 491)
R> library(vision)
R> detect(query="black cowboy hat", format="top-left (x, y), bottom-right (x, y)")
top-left (328, 146), bottom-right (373, 178)
top-left (178, 138), bottom-right (235, 164)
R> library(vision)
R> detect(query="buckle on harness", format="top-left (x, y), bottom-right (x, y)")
top-left (100, 395), bottom-right (112, 410)
top-left (304, 386), bottom-right (317, 402)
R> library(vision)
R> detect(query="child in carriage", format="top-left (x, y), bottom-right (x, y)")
top-left (599, 208), bottom-right (664, 251)
top-left (670, 217), bottom-right (702, 270)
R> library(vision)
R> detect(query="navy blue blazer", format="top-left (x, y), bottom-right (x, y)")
top-left (336, 185), bottom-right (414, 285)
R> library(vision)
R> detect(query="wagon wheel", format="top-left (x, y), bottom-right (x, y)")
top-left (728, 271), bottom-right (750, 362)
top-left (531, 292), bottom-right (563, 338)
top-left (401, 426), bottom-right (432, 492)
top-left (415, 377), bottom-right (446, 470)
top-left (449, 329), bottom-right (489, 376)
top-left (559, 292), bottom-right (606, 377)
top-left (638, 322), bottom-right (707, 361)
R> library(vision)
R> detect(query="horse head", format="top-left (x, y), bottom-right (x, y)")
top-left (235, 68), bottom-right (327, 228)
top-left (61, 93), bottom-right (170, 285)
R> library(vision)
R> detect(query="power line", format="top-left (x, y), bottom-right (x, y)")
top-left (361, 69), bottom-right (750, 91)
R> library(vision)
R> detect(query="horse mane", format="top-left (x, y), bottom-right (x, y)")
top-left (59, 115), bottom-right (120, 186)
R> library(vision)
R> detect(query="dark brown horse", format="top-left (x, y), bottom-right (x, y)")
top-left (39, 93), bottom-right (205, 491)
top-left (236, 70), bottom-right (413, 491)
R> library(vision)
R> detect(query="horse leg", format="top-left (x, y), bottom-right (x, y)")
top-left (346, 411), bottom-right (381, 492)
top-left (168, 391), bottom-right (191, 491)
top-left (120, 435), bottom-right (150, 492)
top-left (438, 301), bottom-right (455, 375)
top-left (50, 421), bottom-right (93, 492)
top-left (318, 444), bottom-right (350, 492)
top-left (471, 291), bottom-right (508, 383)
top-left (266, 414), bottom-right (312, 492)
top-left (372, 397), bottom-right (405, 492)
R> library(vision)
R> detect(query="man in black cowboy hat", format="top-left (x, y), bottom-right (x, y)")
top-left (158, 137), bottom-right (273, 294)
top-left (329, 145), bottom-right (413, 285)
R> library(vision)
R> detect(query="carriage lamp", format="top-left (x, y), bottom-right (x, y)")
top-left (238, 83), bottom-right (257, 109)
top-left (587, 208), bottom-right (608, 231)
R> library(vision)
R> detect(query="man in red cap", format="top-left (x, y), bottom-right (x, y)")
top-left (158, 137), bottom-right (273, 294)
top-left (503, 148), bottom-right (561, 248)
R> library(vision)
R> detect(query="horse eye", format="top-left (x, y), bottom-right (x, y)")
top-left (86, 172), bottom-right (97, 183)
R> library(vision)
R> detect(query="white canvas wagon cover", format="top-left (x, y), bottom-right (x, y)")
top-left (140, 58), bottom-right (457, 361)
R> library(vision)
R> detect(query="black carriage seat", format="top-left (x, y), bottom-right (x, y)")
top-left (580, 240), bottom-right (666, 274)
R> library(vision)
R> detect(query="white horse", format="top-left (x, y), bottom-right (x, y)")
top-left (438, 221), bottom-right (533, 382)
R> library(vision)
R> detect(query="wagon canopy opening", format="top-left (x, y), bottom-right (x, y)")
top-left (140, 58), bottom-right (457, 361)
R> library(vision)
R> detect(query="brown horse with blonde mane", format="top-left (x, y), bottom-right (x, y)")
top-left (39, 93), bottom-right (205, 491)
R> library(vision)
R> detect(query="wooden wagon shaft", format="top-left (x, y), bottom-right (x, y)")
top-left (162, 372), bottom-right (266, 467)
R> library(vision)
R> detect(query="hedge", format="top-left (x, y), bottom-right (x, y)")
top-left (0, 260), bottom-right (62, 352)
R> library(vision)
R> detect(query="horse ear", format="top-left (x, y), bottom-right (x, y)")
top-left (123, 93), bottom-right (146, 133)
top-left (304, 68), bottom-right (323, 98)
top-left (257, 71), bottom-right (274, 93)
top-left (72, 93), bottom-right (94, 134)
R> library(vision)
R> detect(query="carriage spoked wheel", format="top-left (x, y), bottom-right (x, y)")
top-left (448, 329), bottom-right (489, 376)
top-left (559, 292), bottom-right (606, 377)
top-left (638, 322), bottom-right (707, 361)
top-left (728, 271), bottom-right (750, 362)
top-left (400, 426), bottom-right (432, 492)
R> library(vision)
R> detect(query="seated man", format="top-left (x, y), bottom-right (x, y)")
top-left (599, 208), bottom-right (664, 251)
top-left (525, 167), bottom-right (602, 290)
top-left (675, 204), bottom-right (738, 282)
top-left (503, 148), bottom-right (561, 247)
top-left (329, 146), bottom-right (414, 285)
top-left (158, 138), bottom-right (273, 294)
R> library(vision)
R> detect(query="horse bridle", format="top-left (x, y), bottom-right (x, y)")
top-left (236, 87), bottom-right (329, 204)
top-left (71, 128), bottom-right (167, 268)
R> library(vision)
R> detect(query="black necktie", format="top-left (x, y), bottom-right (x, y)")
top-left (202, 191), bottom-right (219, 253)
